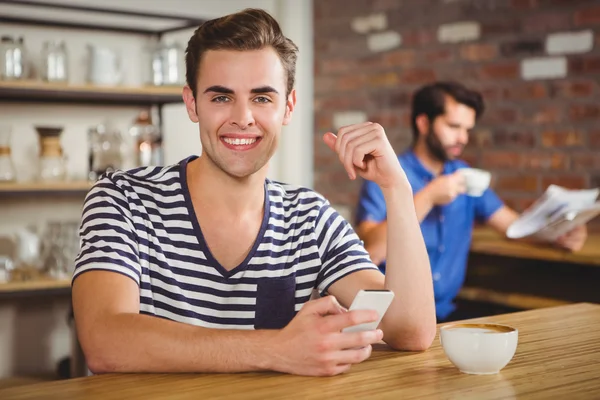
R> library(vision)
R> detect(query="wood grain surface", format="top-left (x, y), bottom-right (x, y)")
top-left (470, 227), bottom-right (600, 267)
top-left (1, 303), bottom-right (598, 399)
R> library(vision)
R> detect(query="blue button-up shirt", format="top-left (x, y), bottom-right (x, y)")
top-left (355, 150), bottom-right (503, 319)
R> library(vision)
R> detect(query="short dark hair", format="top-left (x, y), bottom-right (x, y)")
top-left (185, 8), bottom-right (299, 99)
top-left (410, 81), bottom-right (485, 142)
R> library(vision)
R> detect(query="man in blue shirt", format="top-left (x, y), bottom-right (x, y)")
top-left (355, 81), bottom-right (588, 322)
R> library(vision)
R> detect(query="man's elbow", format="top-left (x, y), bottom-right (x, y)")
top-left (79, 331), bottom-right (126, 374)
top-left (385, 325), bottom-right (437, 352)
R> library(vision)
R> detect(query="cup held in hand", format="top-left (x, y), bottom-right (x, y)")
top-left (459, 168), bottom-right (491, 197)
top-left (440, 323), bottom-right (518, 375)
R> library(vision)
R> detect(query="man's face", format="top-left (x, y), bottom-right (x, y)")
top-left (183, 47), bottom-right (295, 179)
top-left (424, 97), bottom-right (476, 162)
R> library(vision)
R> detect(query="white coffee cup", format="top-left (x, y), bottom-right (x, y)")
top-left (459, 168), bottom-right (491, 197)
top-left (440, 323), bottom-right (518, 375)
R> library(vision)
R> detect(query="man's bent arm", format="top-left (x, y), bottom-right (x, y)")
top-left (73, 271), bottom-right (277, 374)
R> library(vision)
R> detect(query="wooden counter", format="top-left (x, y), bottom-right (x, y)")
top-left (470, 227), bottom-right (600, 267)
top-left (1, 303), bottom-right (598, 399)
top-left (0, 279), bottom-right (71, 299)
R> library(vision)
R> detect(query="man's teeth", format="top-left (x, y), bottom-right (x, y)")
top-left (223, 137), bottom-right (257, 145)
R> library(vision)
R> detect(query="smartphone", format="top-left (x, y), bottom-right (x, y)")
top-left (342, 289), bottom-right (395, 333)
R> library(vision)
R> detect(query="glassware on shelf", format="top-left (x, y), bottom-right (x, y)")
top-left (41, 221), bottom-right (79, 279)
top-left (0, 35), bottom-right (28, 81)
top-left (0, 124), bottom-right (16, 182)
top-left (41, 40), bottom-right (69, 83)
top-left (88, 123), bottom-right (123, 181)
top-left (35, 126), bottom-right (67, 182)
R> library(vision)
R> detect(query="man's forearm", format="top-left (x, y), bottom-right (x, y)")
top-left (380, 185), bottom-right (436, 351)
top-left (79, 313), bottom-right (277, 374)
top-left (413, 186), bottom-right (435, 222)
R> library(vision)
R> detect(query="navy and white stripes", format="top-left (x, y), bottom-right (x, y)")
top-left (73, 156), bottom-right (379, 330)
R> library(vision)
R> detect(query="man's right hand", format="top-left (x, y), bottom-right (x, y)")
top-left (425, 171), bottom-right (466, 205)
top-left (270, 296), bottom-right (383, 376)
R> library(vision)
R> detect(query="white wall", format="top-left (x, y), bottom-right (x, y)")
top-left (0, 0), bottom-right (313, 379)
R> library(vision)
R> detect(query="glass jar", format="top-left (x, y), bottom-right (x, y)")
top-left (35, 126), bottom-right (67, 182)
top-left (0, 124), bottom-right (16, 182)
top-left (0, 35), bottom-right (28, 80)
top-left (42, 40), bottom-right (68, 83)
top-left (88, 123), bottom-right (123, 181)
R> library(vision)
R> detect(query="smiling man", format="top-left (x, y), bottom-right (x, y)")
top-left (71, 9), bottom-right (435, 376)
top-left (355, 81), bottom-right (588, 323)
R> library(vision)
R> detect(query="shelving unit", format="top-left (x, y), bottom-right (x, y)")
top-left (0, 80), bottom-right (184, 106)
top-left (0, 279), bottom-right (71, 299)
top-left (0, 180), bottom-right (92, 196)
top-left (0, 2), bottom-right (206, 294)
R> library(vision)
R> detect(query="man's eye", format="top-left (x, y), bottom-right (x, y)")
top-left (254, 96), bottom-right (271, 103)
top-left (212, 96), bottom-right (230, 103)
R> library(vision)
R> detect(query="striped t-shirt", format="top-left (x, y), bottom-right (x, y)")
top-left (73, 156), bottom-right (379, 330)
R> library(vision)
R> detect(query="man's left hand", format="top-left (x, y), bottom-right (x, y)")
top-left (554, 225), bottom-right (587, 252)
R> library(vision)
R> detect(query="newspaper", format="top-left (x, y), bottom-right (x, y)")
top-left (506, 185), bottom-right (600, 241)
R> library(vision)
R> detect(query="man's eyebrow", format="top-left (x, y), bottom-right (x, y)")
top-left (203, 85), bottom-right (234, 94)
top-left (250, 86), bottom-right (279, 94)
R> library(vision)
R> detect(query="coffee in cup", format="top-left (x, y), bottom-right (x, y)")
top-left (440, 323), bottom-right (518, 375)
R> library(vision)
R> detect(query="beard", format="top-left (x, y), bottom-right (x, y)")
top-left (425, 130), bottom-right (450, 162)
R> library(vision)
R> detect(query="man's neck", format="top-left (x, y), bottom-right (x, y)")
top-left (412, 140), bottom-right (445, 176)
top-left (187, 156), bottom-right (267, 217)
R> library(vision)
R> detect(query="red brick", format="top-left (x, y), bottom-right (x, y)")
top-left (460, 44), bottom-right (498, 62)
top-left (423, 49), bottom-right (455, 64)
top-left (592, 175), bottom-right (600, 191)
top-left (496, 174), bottom-right (539, 192)
top-left (569, 56), bottom-right (600, 74)
top-left (522, 12), bottom-right (571, 33)
top-left (503, 83), bottom-right (547, 100)
top-left (401, 30), bottom-right (434, 47)
top-left (369, 110), bottom-right (401, 128)
top-left (574, 5), bottom-right (600, 26)
top-left (315, 114), bottom-right (333, 131)
top-left (550, 80), bottom-right (596, 98)
top-left (320, 58), bottom-right (354, 75)
top-left (483, 108), bottom-right (520, 124)
top-left (502, 196), bottom-right (538, 213)
top-left (482, 19), bottom-right (522, 36)
top-left (314, 76), bottom-right (336, 95)
top-left (368, 71), bottom-right (400, 88)
top-left (473, 129), bottom-right (493, 148)
top-left (526, 106), bottom-right (562, 124)
top-left (569, 104), bottom-right (600, 120)
top-left (314, 94), bottom-right (372, 111)
top-left (590, 131), bottom-right (600, 149)
top-left (481, 151), bottom-right (522, 169)
top-left (541, 175), bottom-right (587, 190)
top-left (400, 68), bottom-right (436, 84)
top-left (461, 151), bottom-right (479, 167)
top-left (479, 63), bottom-right (519, 80)
top-left (382, 50), bottom-right (416, 67)
top-left (500, 39), bottom-right (544, 57)
top-left (523, 153), bottom-right (569, 170)
top-left (335, 74), bottom-right (367, 91)
top-left (541, 130), bottom-right (585, 148)
top-left (493, 130), bottom-right (536, 148)
top-left (571, 153), bottom-right (600, 170)
top-left (511, 0), bottom-right (537, 9)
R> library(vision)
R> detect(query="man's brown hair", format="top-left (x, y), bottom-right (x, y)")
top-left (185, 8), bottom-right (299, 98)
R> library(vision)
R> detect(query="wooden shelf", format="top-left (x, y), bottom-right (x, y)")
top-left (0, 278), bottom-right (71, 299)
top-left (0, 80), bottom-right (184, 106)
top-left (0, 181), bottom-right (92, 195)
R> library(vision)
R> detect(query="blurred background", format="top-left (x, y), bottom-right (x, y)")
top-left (0, 0), bottom-right (598, 386)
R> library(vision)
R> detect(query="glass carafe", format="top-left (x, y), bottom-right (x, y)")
top-left (0, 124), bottom-right (16, 182)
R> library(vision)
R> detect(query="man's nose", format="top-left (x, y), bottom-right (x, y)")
top-left (230, 101), bottom-right (255, 129)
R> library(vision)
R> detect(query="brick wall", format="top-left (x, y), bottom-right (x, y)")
top-left (313, 0), bottom-right (600, 221)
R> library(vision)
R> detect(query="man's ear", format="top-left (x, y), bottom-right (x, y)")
top-left (282, 89), bottom-right (297, 126)
top-left (415, 114), bottom-right (430, 137)
top-left (183, 86), bottom-right (199, 123)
